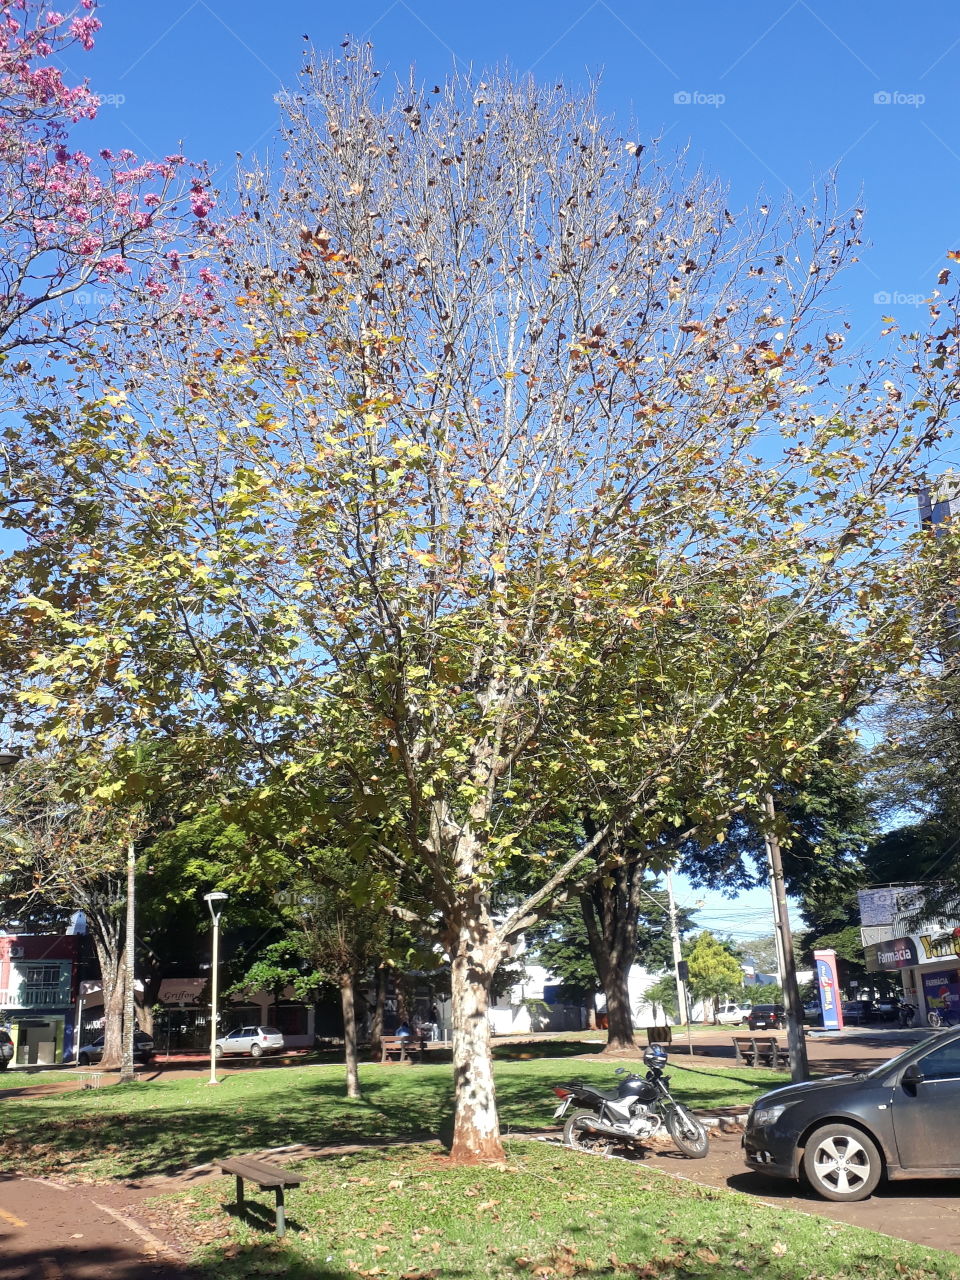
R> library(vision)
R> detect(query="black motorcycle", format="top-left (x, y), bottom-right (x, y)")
top-left (551, 1043), bottom-right (709, 1159)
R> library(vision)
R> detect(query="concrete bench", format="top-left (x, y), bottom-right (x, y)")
top-left (731, 1035), bottom-right (788, 1069)
top-left (220, 1156), bottom-right (301, 1238)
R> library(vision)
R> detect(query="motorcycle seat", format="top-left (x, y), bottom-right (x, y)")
top-left (575, 1085), bottom-right (623, 1102)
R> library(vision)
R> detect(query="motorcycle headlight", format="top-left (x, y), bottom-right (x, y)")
top-left (751, 1103), bottom-right (790, 1128)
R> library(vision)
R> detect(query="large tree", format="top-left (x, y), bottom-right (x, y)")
top-left (0, 759), bottom-right (142, 1067)
top-left (3, 50), bottom-right (954, 1159)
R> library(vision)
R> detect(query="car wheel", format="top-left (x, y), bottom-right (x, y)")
top-left (78, 1053), bottom-right (90, 1067)
top-left (802, 1124), bottom-right (882, 1202)
top-left (250, 1043), bottom-right (264, 1058)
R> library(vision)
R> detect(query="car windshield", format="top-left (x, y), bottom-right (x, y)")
top-left (261, 1027), bottom-right (281, 1036)
top-left (861, 1029), bottom-right (948, 1079)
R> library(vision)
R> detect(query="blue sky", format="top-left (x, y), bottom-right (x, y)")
top-left (73, 0), bottom-right (960, 359)
top-left (60, 0), bottom-right (960, 939)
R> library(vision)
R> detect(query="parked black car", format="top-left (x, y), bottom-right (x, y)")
top-left (874, 997), bottom-right (901, 1023)
top-left (744, 1027), bottom-right (960, 1201)
top-left (748, 1004), bottom-right (786, 1031)
top-left (0, 1029), bottom-right (13, 1070)
top-left (841, 999), bottom-right (876, 1025)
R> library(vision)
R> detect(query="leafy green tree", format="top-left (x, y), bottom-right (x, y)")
top-left (4, 51), bottom-right (954, 1161)
top-left (0, 758), bottom-right (143, 1067)
top-left (685, 931), bottom-right (744, 1020)
top-left (643, 973), bottom-right (680, 1021)
top-left (529, 867), bottom-right (696, 1045)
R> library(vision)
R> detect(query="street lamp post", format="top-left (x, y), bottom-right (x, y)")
top-left (204, 892), bottom-right (228, 1086)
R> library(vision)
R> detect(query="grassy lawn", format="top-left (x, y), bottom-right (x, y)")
top-left (147, 1140), bottom-right (960, 1280)
top-left (0, 1055), bottom-right (785, 1182)
top-left (0, 1068), bottom-right (78, 1088)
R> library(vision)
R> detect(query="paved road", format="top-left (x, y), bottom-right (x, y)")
top-left (637, 1128), bottom-right (960, 1255)
top-left (0, 1173), bottom-right (193, 1280)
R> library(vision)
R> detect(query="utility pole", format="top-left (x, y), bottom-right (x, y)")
top-left (763, 794), bottom-right (809, 1082)
top-left (119, 839), bottom-right (136, 1084)
top-left (666, 870), bottom-right (693, 1056)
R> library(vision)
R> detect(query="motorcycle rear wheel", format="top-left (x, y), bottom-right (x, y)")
top-left (665, 1105), bottom-right (709, 1158)
top-left (563, 1110), bottom-right (615, 1157)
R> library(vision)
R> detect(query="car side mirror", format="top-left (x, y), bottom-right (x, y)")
top-left (902, 1063), bottom-right (924, 1086)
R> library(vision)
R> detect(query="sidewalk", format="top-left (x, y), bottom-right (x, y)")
top-left (0, 1173), bottom-right (195, 1280)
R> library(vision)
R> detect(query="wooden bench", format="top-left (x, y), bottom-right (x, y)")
top-left (219, 1156), bottom-right (301, 1238)
top-left (380, 1034), bottom-right (427, 1063)
top-left (732, 1035), bottom-right (788, 1069)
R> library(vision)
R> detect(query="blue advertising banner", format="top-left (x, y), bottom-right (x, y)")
top-left (922, 969), bottom-right (960, 1016)
top-left (814, 949), bottom-right (844, 1030)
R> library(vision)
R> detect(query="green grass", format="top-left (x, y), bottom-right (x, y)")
top-left (146, 1140), bottom-right (960, 1280)
top-left (0, 1056), bottom-right (785, 1182)
top-left (0, 1068), bottom-right (78, 1088)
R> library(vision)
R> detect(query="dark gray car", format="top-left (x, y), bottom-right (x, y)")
top-left (744, 1028), bottom-right (960, 1201)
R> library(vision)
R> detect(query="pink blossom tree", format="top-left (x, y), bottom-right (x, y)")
top-left (0, 0), bottom-right (215, 357)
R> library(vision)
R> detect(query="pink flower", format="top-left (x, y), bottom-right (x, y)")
top-left (95, 254), bottom-right (131, 276)
top-left (69, 14), bottom-right (100, 49)
top-left (189, 182), bottom-right (214, 219)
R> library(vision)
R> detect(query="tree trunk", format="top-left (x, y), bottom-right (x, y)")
top-left (338, 971), bottom-right (361, 1099)
top-left (92, 930), bottom-right (125, 1068)
top-left (370, 961), bottom-right (387, 1058)
top-left (580, 883), bottom-right (638, 1052)
top-left (602, 964), bottom-right (635, 1050)
top-left (448, 905), bottom-right (504, 1163)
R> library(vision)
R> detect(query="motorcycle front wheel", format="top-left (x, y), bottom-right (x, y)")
top-left (665, 1105), bottom-right (709, 1158)
top-left (563, 1110), bottom-right (615, 1157)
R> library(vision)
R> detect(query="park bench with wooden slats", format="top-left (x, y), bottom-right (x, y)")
top-left (731, 1035), bottom-right (788, 1069)
top-left (219, 1156), bottom-right (302, 1237)
top-left (380, 1034), bottom-right (427, 1063)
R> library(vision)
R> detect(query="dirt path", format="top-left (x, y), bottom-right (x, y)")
top-left (0, 1173), bottom-right (196, 1280)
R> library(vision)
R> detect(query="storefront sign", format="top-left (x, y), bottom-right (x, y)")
top-left (865, 936), bottom-right (919, 971)
top-left (814, 949), bottom-right (843, 1030)
top-left (918, 929), bottom-right (960, 961)
top-left (857, 885), bottom-right (924, 927)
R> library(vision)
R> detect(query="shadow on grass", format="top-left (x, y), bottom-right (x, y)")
top-left (492, 1039), bottom-right (606, 1061)
top-left (0, 1053), bottom-right (773, 1185)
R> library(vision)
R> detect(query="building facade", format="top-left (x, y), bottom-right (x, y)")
top-left (0, 934), bottom-right (79, 1064)
top-left (861, 885), bottom-right (960, 1020)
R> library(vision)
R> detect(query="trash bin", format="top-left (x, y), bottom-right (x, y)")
top-left (645, 1025), bottom-right (672, 1045)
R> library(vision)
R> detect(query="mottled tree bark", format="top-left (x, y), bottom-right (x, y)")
top-left (448, 899), bottom-right (504, 1162)
top-left (339, 971), bottom-right (361, 1099)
